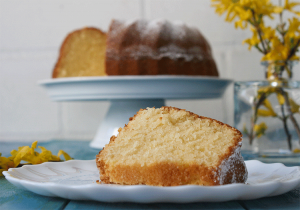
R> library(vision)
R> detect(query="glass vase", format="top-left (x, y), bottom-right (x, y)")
top-left (234, 61), bottom-right (300, 159)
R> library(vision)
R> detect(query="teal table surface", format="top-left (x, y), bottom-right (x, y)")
top-left (1, 140), bottom-right (299, 210)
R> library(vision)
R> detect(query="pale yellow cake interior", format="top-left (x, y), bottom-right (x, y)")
top-left (102, 107), bottom-right (237, 167)
top-left (55, 29), bottom-right (107, 78)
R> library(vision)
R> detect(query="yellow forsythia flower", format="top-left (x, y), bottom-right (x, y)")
top-left (211, 0), bottom-right (300, 64)
top-left (261, 25), bottom-right (276, 40)
top-left (276, 93), bottom-right (285, 105)
top-left (262, 98), bottom-right (274, 111)
top-left (284, 0), bottom-right (300, 15)
top-left (0, 141), bottom-right (72, 176)
top-left (262, 37), bottom-right (290, 61)
top-left (254, 122), bottom-right (268, 138)
top-left (212, 0), bottom-right (280, 23)
top-left (243, 26), bottom-right (261, 50)
top-left (286, 17), bottom-right (300, 39)
top-left (262, 99), bottom-right (277, 116)
top-left (257, 109), bottom-right (277, 117)
top-left (257, 86), bottom-right (276, 96)
top-left (289, 98), bottom-right (300, 113)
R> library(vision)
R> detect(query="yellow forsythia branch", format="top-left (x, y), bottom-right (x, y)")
top-left (211, 0), bottom-right (300, 62)
top-left (0, 141), bottom-right (72, 176)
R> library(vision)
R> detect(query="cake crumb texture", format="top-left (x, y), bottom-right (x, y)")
top-left (52, 27), bottom-right (107, 78)
top-left (96, 106), bottom-right (247, 186)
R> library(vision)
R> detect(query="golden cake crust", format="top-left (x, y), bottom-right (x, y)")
top-left (105, 19), bottom-right (219, 76)
top-left (96, 106), bottom-right (247, 186)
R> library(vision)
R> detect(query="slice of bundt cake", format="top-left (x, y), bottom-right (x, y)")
top-left (52, 27), bottom-right (106, 78)
top-left (96, 107), bottom-right (247, 186)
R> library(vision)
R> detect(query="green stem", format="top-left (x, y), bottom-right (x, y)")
top-left (249, 10), bottom-right (268, 55)
top-left (249, 93), bottom-right (267, 145)
top-left (254, 45), bottom-right (264, 53)
top-left (280, 88), bottom-right (300, 147)
top-left (287, 39), bottom-right (300, 60)
top-left (278, 0), bottom-right (286, 44)
top-left (281, 104), bottom-right (292, 150)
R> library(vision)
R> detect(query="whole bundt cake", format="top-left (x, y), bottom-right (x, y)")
top-left (106, 19), bottom-right (219, 76)
top-left (96, 107), bottom-right (247, 186)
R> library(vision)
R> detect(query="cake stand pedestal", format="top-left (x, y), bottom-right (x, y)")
top-left (39, 76), bottom-right (232, 148)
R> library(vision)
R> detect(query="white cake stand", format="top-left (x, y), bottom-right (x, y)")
top-left (39, 76), bottom-right (232, 148)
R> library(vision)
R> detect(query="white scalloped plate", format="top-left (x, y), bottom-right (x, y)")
top-left (3, 160), bottom-right (300, 203)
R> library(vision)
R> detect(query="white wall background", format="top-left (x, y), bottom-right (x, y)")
top-left (1, 0), bottom-right (299, 142)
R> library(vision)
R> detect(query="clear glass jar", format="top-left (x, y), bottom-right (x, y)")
top-left (234, 61), bottom-right (300, 158)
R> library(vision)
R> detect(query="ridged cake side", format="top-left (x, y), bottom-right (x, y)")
top-left (96, 107), bottom-right (247, 186)
top-left (105, 19), bottom-right (219, 76)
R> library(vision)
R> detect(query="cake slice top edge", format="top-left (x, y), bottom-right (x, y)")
top-left (99, 106), bottom-right (243, 168)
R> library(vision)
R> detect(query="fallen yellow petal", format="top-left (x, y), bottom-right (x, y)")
top-left (38, 150), bottom-right (53, 162)
top-left (31, 141), bottom-right (38, 155)
top-left (13, 146), bottom-right (31, 166)
top-left (293, 148), bottom-right (300, 153)
top-left (58, 150), bottom-right (73, 161)
top-left (10, 150), bottom-right (18, 157)
top-left (1, 141), bottom-right (73, 175)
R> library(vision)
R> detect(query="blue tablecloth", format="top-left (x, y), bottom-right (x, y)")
top-left (1, 140), bottom-right (299, 210)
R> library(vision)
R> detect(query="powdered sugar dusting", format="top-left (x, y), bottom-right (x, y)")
top-left (107, 19), bottom-right (213, 61)
top-left (217, 142), bottom-right (248, 185)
